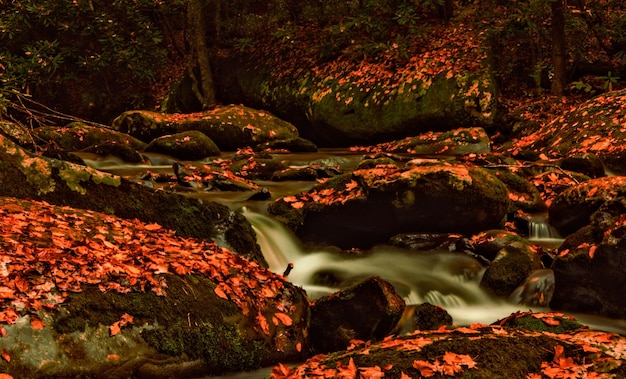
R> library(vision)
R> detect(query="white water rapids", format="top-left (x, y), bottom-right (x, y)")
top-left (243, 208), bottom-right (529, 326)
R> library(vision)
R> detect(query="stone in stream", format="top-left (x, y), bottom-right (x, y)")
top-left (309, 276), bottom-right (405, 354)
top-left (269, 161), bottom-right (509, 249)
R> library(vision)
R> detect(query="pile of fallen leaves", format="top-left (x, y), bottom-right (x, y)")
top-left (272, 312), bottom-right (625, 378)
top-left (0, 197), bottom-right (292, 333)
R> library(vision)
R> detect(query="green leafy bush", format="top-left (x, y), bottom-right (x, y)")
top-left (0, 0), bottom-right (185, 122)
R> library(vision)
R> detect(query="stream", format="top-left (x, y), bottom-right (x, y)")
top-left (78, 149), bottom-right (626, 377)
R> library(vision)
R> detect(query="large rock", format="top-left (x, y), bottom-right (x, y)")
top-left (144, 130), bottom-right (221, 160)
top-left (0, 197), bottom-right (309, 378)
top-left (309, 276), bottom-right (405, 354)
top-left (273, 313), bottom-right (626, 379)
top-left (512, 89), bottom-right (626, 174)
top-left (0, 133), bottom-right (263, 264)
top-left (550, 211), bottom-right (626, 319)
top-left (268, 162), bottom-right (509, 249)
top-left (549, 176), bottom-right (626, 236)
top-left (215, 26), bottom-right (497, 147)
top-left (112, 105), bottom-right (299, 151)
top-left (480, 240), bottom-right (543, 298)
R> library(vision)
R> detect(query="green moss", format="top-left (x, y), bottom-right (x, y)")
top-left (511, 316), bottom-right (583, 334)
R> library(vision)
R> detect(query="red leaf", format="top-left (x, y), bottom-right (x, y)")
top-left (1, 349), bottom-right (9, 362)
top-left (144, 223), bottom-right (162, 231)
top-left (274, 312), bottom-right (293, 326)
top-left (214, 284), bottom-right (229, 300)
top-left (30, 317), bottom-right (45, 330)
top-left (109, 322), bottom-right (121, 336)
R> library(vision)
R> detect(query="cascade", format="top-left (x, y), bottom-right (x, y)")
top-left (243, 209), bottom-right (527, 326)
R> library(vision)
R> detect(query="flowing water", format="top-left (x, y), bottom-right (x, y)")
top-left (78, 150), bottom-right (626, 378)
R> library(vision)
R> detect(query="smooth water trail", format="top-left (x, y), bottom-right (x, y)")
top-left (527, 213), bottom-right (564, 249)
top-left (243, 209), bottom-right (530, 326)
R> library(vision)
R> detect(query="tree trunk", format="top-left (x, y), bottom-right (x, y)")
top-left (187, 0), bottom-right (218, 109)
top-left (551, 0), bottom-right (567, 96)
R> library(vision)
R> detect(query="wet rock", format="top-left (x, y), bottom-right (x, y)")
top-left (269, 162), bottom-right (509, 249)
top-left (480, 240), bottom-right (543, 298)
top-left (512, 89), bottom-right (626, 175)
top-left (254, 137), bottom-right (318, 152)
top-left (352, 127), bottom-right (492, 156)
top-left (274, 313), bottom-right (625, 379)
top-left (550, 212), bottom-right (626, 319)
top-left (217, 29), bottom-right (497, 146)
top-left (309, 276), bottom-right (405, 353)
top-left (145, 130), bottom-right (220, 161)
top-left (412, 303), bottom-right (454, 331)
top-left (33, 122), bottom-right (147, 152)
top-left (0, 134), bottom-right (264, 264)
top-left (509, 269), bottom-right (555, 307)
top-left (549, 176), bottom-right (626, 236)
top-left (0, 198), bottom-right (309, 378)
top-left (487, 169), bottom-right (547, 213)
top-left (83, 142), bottom-right (145, 163)
top-left (471, 230), bottom-right (532, 262)
top-left (271, 167), bottom-right (318, 181)
top-left (112, 105), bottom-right (299, 151)
top-left (247, 187), bottom-right (272, 201)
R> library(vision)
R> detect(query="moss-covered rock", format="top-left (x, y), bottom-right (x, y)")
top-left (0, 197), bottom-right (309, 378)
top-left (268, 161), bottom-right (509, 248)
top-left (273, 313), bottom-right (626, 379)
top-left (112, 105), bottom-right (299, 151)
top-left (0, 133), bottom-right (263, 264)
top-left (145, 130), bottom-right (220, 160)
top-left (549, 176), bottom-right (626, 236)
top-left (33, 122), bottom-right (147, 151)
top-left (216, 23), bottom-right (497, 147)
top-left (512, 89), bottom-right (626, 175)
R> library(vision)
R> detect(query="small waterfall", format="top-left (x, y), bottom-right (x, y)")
top-left (528, 214), bottom-right (561, 240)
top-left (243, 210), bottom-right (528, 325)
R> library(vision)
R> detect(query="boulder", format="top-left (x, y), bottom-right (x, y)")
top-left (309, 276), bottom-right (405, 354)
top-left (144, 130), bottom-right (220, 161)
top-left (0, 133), bottom-right (263, 264)
top-left (512, 89), bottom-right (626, 174)
top-left (269, 162), bottom-right (509, 249)
top-left (549, 176), bottom-right (626, 236)
top-left (33, 121), bottom-right (147, 152)
top-left (480, 241), bottom-right (543, 298)
top-left (273, 313), bottom-right (626, 379)
top-left (254, 137), bottom-right (318, 153)
top-left (351, 127), bottom-right (491, 156)
top-left (216, 25), bottom-right (497, 146)
top-left (112, 105), bottom-right (299, 151)
top-left (0, 197), bottom-right (309, 378)
top-left (550, 212), bottom-right (626, 319)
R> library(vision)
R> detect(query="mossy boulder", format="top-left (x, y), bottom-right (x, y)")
top-left (0, 197), bottom-right (309, 378)
top-left (550, 211), bottom-right (626, 319)
top-left (352, 127), bottom-right (491, 156)
top-left (480, 240), bottom-right (543, 298)
top-left (33, 121), bottom-right (147, 152)
top-left (513, 89), bottom-right (626, 174)
top-left (145, 130), bottom-right (220, 161)
top-left (549, 176), bottom-right (626, 236)
top-left (273, 313), bottom-right (626, 378)
top-left (112, 105), bottom-right (299, 151)
top-left (0, 133), bottom-right (263, 264)
top-left (309, 276), bottom-right (405, 354)
top-left (216, 25), bottom-right (497, 147)
top-left (268, 162), bottom-right (509, 249)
